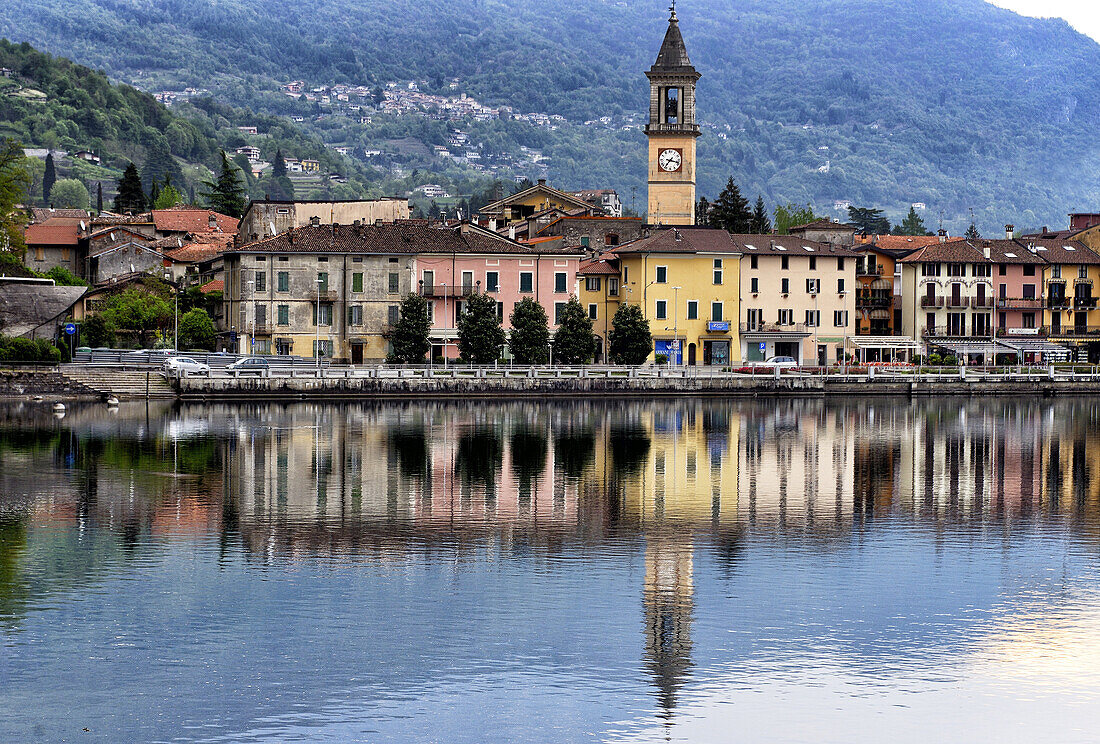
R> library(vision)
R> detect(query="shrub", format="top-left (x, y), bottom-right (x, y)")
top-left (0, 335), bottom-right (62, 363)
top-left (928, 353), bottom-right (942, 365)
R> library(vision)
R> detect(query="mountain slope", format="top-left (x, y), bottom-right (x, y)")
top-left (4, 0), bottom-right (1099, 231)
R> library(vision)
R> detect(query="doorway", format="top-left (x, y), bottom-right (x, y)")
top-left (687, 343), bottom-right (696, 366)
top-left (351, 343), bottom-right (364, 365)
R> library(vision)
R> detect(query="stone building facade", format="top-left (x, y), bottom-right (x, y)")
top-left (237, 199), bottom-right (410, 244)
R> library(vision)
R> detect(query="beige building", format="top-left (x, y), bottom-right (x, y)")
top-left (236, 198), bottom-right (411, 244)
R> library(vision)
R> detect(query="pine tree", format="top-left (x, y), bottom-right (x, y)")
top-left (707, 177), bottom-right (752, 233)
top-left (387, 293), bottom-right (432, 364)
top-left (896, 206), bottom-right (929, 236)
top-left (273, 149), bottom-right (287, 179)
top-left (508, 297), bottom-right (550, 364)
top-left (457, 292), bottom-right (506, 364)
top-left (551, 297), bottom-right (596, 364)
top-left (114, 163), bottom-right (146, 214)
top-left (695, 197), bottom-right (711, 226)
top-left (965, 222), bottom-right (981, 240)
top-left (751, 195), bottom-right (772, 234)
top-left (847, 206), bottom-right (891, 234)
top-left (148, 178), bottom-right (161, 208)
top-left (201, 151), bottom-right (248, 218)
top-left (96, 182), bottom-right (103, 214)
top-left (608, 304), bottom-right (652, 365)
top-left (43, 152), bottom-right (55, 205)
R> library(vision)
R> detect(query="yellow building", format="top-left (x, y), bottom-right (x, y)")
top-left (1034, 238), bottom-right (1100, 362)
top-left (577, 255), bottom-right (623, 364)
top-left (645, 7), bottom-right (701, 226)
top-left (614, 227), bottom-right (742, 365)
top-left (478, 179), bottom-right (593, 228)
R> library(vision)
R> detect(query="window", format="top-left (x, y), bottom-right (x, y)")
top-left (947, 263), bottom-right (965, 277)
top-left (313, 302), bottom-right (332, 326)
top-left (520, 272), bottom-right (534, 293)
top-left (623, 266), bottom-right (629, 284)
top-left (778, 308), bottom-right (793, 325)
top-left (255, 271), bottom-right (266, 292)
top-left (656, 266), bottom-right (667, 284)
top-left (750, 277), bottom-right (759, 293)
top-left (781, 277), bottom-right (790, 294)
top-left (833, 310), bottom-right (848, 327)
top-left (922, 263), bottom-right (941, 277)
top-left (1023, 264), bottom-right (1036, 277)
top-left (973, 264), bottom-right (991, 277)
top-left (656, 300), bottom-right (667, 320)
top-left (497, 302), bottom-right (504, 321)
top-left (713, 259), bottom-right (723, 285)
top-left (1023, 312), bottom-right (1036, 329)
top-left (461, 271), bottom-right (474, 291)
top-left (585, 276), bottom-right (601, 292)
top-left (1052, 265), bottom-right (1062, 278)
top-left (1023, 284), bottom-right (1035, 299)
top-left (555, 272), bottom-right (568, 293)
top-left (349, 304), bottom-right (363, 326)
top-left (313, 340), bottom-right (333, 358)
top-left (781, 256), bottom-right (789, 270)
top-left (277, 305), bottom-right (289, 326)
top-left (711, 302), bottom-right (723, 322)
top-left (277, 272), bottom-right (289, 292)
top-left (352, 257), bottom-right (363, 264)
top-left (317, 272), bottom-right (329, 293)
top-left (352, 273), bottom-right (363, 293)
top-left (750, 255), bottom-right (758, 270)
top-left (387, 305), bottom-right (400, 326)
top-left (278, 256), bottom-right (289, 263)
top-left (747, 308), bottom-right (763, 328)
top-left (806, 278), bottom-right (820, 294)
top-left (580, 236), bottom-right (590, 248)
top-left (663, 86), bottom-right (680, 124)
top-left (605, 234), bottom-right (619, 246)
top-left (423, 270), bottom-right (434, 290)
top-left (837, 258), bottom-right (845, 270)
top-left (687, 301), bottom-right (698, 320)
top-left (608, 278), bottom-right (619, 296)
top-left (999, 264), bottom-right (1007, 276)
top-left (486, 272), bottom-right (500, 292)
top-left (837, 278), bottom-right (845, 293)
top-left (809, 256), bottom-right (816, 271)
top-left (318, 256), bottom-right (328, 263)
top-left (1081, 265), bottom-right (1089, 279)
top-left (388, 272), bottom-right (400, 293)
top-left (254, 304), bottom-right (266, 327)
top-left (554, 302), bottom-right (566, 325)
top-left (389, 257), bottom-right (399, 264)
top-left (805, 310), bottom-right (820, 327)
top-left (588, 303), bottom-right (598, 320)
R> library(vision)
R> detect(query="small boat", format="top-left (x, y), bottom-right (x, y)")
top-left (106, 397), bottom-right (120, 407)
top-left (52, 403), bottom-right (66, 413)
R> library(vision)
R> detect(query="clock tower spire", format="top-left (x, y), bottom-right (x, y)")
top-left (645, 4), bottom-right (701, 225)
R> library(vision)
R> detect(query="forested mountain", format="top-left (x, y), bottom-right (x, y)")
top-left (3, 0), bottom-right (1100, 232)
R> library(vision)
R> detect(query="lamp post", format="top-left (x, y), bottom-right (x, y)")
top-left (247, 279), bottom-right (255, 357)
top-left (548, 340), bottom-right (554, 368)
top-left (672, 285), bottom-right (681, 366)
top-left (316, 276), bottom-right (323, 370)
top-left (442, 282), bottom-right (449, 370)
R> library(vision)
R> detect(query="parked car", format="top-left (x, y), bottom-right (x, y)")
top-left (163, 357), bottom-right (211, 377)
top-left (762, 356), bottom-right (799, 368)
top-left (226, 357), bottom-right (270, 376)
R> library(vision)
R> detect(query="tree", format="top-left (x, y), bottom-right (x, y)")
top-left (608, 303), bottom-right (652, 365)
top-left (552, 297), bottom-right (596, 364)
top-left (49, 179), bottom-right (89, 209)
top-left (273, 149), bottom-right (287, 179)
top-left (0, 139), bottom-right (30, 255)
top-left (773, 203), bottom-right (818, 235)
top-left (695, 197), bottom-right (711, 226)
top-left (44, 266), bottom-right (86, 286)
top-left (101, 288), bottom-right (172, 347)
top-left (114, 163), bottom-right (146, 214)
top-left (153, 176), bottom-right (183, 209)
top-left (202, 151), bottom-right (248, 218)
top-left (707, 177), bottom-right (752, 233)
top-left (80, 314), bottom-right (114, 348)
top-left (751, 195), bottom-right (772, 234)
top-left (457, 292), bottom-right (506, 364)
top-left (508, 297), bottom-right (550, 363)
top-left (894, 206), bottom-right (929, 236)
top-left (43, 152), bottom-right (55, 205)
top-left (96, 182), bottom-right (103, 213)
top-left (387, 293), bottom-right (432, 363)
top-left (847, 206), bottom-right (891, 235)
top-left (177, 308), bottom-right (216, 350)
top-left (965, 222), bottom-right (981, 240)
top-left (427, 200), bottom-right (441, 221)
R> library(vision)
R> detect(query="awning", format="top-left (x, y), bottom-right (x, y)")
top-left (930, 340), bottom-right (1000, 355)
top-left (869, 279), bottom-right (891, 290)
top-left (848, 336), bottom-right (920, 350)
top-left (995, 338), bottom-right (1072, 360)
top-left (867, 309), bottom-right (890, 320)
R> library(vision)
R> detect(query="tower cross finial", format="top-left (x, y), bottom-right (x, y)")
top-left (669, 1), bottom-right (677, 21)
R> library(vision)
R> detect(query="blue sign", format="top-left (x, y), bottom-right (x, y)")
top-left (707, 321), bottom-right (730, 333)
top-left (654, 339), bottom-right (682, 365)
top-left (63, 323), bottom-right (77, 336)
top-left (759, 342), bottom-right (766, 354)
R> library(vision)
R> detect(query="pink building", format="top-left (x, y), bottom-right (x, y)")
top-left (416, 224), bottom-right (583, 359)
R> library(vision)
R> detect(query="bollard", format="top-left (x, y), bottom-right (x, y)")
top-left (869, 366), bottom-right (875, 380)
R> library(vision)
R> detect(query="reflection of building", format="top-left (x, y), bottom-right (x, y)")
top-left (643, 534), bottom-right (694, 719)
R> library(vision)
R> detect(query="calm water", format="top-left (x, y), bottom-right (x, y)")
top-left (1, 398), bottom-right (1100, 743)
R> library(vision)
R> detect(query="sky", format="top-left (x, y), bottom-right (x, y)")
top-left (991, 0), bottom-right (1100, 42)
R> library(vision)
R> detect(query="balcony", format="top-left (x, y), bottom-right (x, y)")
top-left (251, 324), bottom-right (271, 336)
top-left (920, 296), bottom-right (944, 308)
top-left (971, 297), bottom-right (995, 308)
top-left (1048, 297), bottom-right (1071, 309)
top-left (419, 284), bottom-right (479, 298)
top-left (311, 290), bottom-right (339, 302)
top-left (857, 264), bottom-right (883, 277)
top-left (741, 322), bottom-right (810, 334)
top-left (996, 326), bottom-right (1047, 339)
top-left (1047, 325), bottom-right (1100, 338)
top-left (856, 294), bottom-right (892, 308)
top-left (944, 296), bottom-right (969, 308)
top-left (1074, 296), bottom-right (1098, 309)
top-left (923, 325), bottom-right (993, 338)
top-left (995, 297), bottom-right (1041, 309)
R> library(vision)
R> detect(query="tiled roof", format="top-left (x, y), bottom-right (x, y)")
top-left (577, 257), bottom-right (620, 276)
top-left (24, 222), bottom-right (81, 246)
top-left (152, 208), bottom-right (238, 234)
top-left (165, 237), bottom-right (233, 264)
top-left (1017, 238), bottom-right (1100, 265)
top-left (90, 213), bottom-right (154, 228)
top-left (975, 239), bottom-right (1045, 264)
top-left (232, 222), bottom-right (582, 256)
top-left (856, 235), bottom-right (944, 253)
top-left (200, 279), bottom-right (224, 294)
top-left (900, 239), bottom-right (1061, 265)
top-left (613, 227), bottom-right (743, 254)
top-left (729, 233), bottom-right (860, 257)
top-left (29, 207), bottom-right (88, 223)
top-left (480, 183), bottom-right (592, 214)
top-left (789, 218), bottom-right (856, 232)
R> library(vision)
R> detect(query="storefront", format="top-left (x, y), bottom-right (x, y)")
top-left (847, 336), bottom-right (920, 364)
top-left (741, 328), bottom-right (812, 365)
top-left (654, 338), bottom-right (684, 365)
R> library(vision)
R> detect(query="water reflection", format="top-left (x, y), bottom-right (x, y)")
top-left (1, 398), bottom-right (1099, 742)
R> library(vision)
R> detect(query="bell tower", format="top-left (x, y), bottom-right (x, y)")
top-left (646, 3), bottom-right (701, 226)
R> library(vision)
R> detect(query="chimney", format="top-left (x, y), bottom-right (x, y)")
top-left (983, 244), bottom-right (991, 260)
top-left (537, 178), bottom-right (546, 187)
top-left (938, 229), bottom-right (947, 244)
top-left (1041, 226), bottom-right (1049, 235)
top-left (1005, 224), bottom-right (1014, 240)
top-left (310, 215), bottom-right (321, 227)
top-left (509, 225), bottom-right (517, 240)
top-left (489, 218), bottom-right (498, 232)
top-left (208, 213), bottom-right (218, 230)
top-left (353, 219), bottom-right (361, 226)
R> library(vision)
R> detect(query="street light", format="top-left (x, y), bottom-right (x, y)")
top-left (247, 279), bottom-right (255, 357)
top-left (316, 276), bottom-right (324, 370)
top-left (672, 285), bottom-right (681, 366)
top-left (442, 282), bottom-right (449, 370)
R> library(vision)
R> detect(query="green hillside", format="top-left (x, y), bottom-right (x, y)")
top-left (3, 0), bottom-right (1099, 232)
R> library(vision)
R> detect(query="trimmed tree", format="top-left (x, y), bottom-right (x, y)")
top-left (178, 308), bottom-right (217, 350)
top-left (202, 151), bottom-right (248, 218)
top-left (609, 303), bottom-right (652, 365)
top-left (96, 182), bottom-right (103, 213)
top-left (508, 297), bottom-right (550, 364)
top-left (49, 179), bottom-right (89, 210)
top-left (388, 293), bottom-right (432, 363)
top-left (965, 222), bottom-right (981, 240)
top-left (114, 163), bottom-right (146, 214)
top-left (457, 292), bottom-right (506, 364)
top-left (551, 297), bottom-right (596, 364)
top-left (43, 152), bottom-right (56, 205)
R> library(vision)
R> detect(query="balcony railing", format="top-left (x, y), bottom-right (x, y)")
top-left (920, 296), bottom-right (944, 308)
top-left (1048, 297), bottom-right (1071, 309)
top-left (923, 326), bottom-right (994, 338)
top-left (1074, 297), bottom-right (1098, 309)
top-left (740, 322), bottom-right (810, 334)
top-left (945, 296), bottom-right (969, 308)
top-left (856, 295), bottom-right (892, 308)
top-left (311, 290), bottom-right (339, 302)
top-left (857, 264), bottom-right (883, 277)
top-left (1047, 325), bottom-right (1100, 337)
top-left (251, 324), bottom-right (271, 335)
top-left (995, 297), bottom-right (1041, 309)
top-left (972, 297), bottom-right (995, 308)
top-left (419, 284), bottom-right (479, 298)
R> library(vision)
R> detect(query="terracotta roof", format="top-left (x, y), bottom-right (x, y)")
top-left (974, 239), bottom-right (1045, 264)
top-left (480, 183), bottom-right (593, 215)
top-left (200, 279), bottom-right (224, 294)
top-left (613, 227), bottom-right (743, 255)
top-left (789, 218), bottom-right (856, 232)
top-left (232, 222), bottom-right (582, 256)
top-left (1021, 229), bottom-right (1078, 241)
top-left (856, 235), bottom-right (944, 253)
top-left (900, 240), bottom-right (987, 263)
top-left (90, 213), bottom-right (154, 228)
top-left (30, 207), bottom-right (88, 223)
top-left (1016, 238), bottom-right (1100, 265)
top-left (152, 208), bottom-right (238, 234)
top-left (24, 222), bottom-right (82, 246)
top-left (728, 233), bottom-right (860, 257)
top-left (577, 257), bottom-right (620, 276)
top-left (165, 237), bottom-right (232, 264)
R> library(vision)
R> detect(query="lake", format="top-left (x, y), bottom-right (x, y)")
top-left (1, 398), bottom-right (1099, 743)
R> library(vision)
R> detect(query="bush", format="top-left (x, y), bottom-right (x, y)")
top-left (911, 354), bottom-right (923, 365)
top-left (654, 353), bottom-right (668, 364)
top-left (0, 335), bottom-right (62, 363)
top-left (944, 355), bottom-right (958, 365)
top-left (928, 353), bottom-right (942, 365)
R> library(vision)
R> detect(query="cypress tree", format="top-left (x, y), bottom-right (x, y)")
top-left (43, 152), bottom-right (56, 205)
top-left (96, 182), bottom-right (103, 214)
top-left (114, 163), bottom-right (146, 214)
top-left (273, 149), bottom-right (287, 179)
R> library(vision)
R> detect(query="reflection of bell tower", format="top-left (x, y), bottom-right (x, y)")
top-left (646, 3), bottom-right (701, 226)
top-left (643, 534), bottom-right (694, 720)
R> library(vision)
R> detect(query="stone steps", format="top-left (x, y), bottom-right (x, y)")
top-left (58, 367), bottom-right (177, 399)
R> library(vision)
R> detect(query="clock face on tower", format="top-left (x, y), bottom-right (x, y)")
top-left (658, 148), bottom-right (683, 172)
